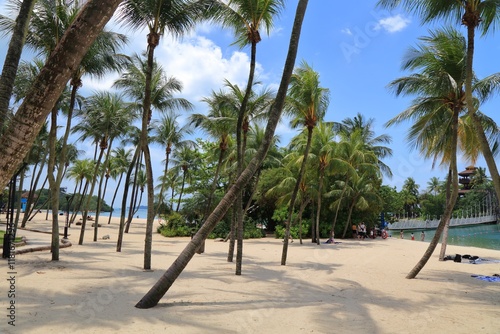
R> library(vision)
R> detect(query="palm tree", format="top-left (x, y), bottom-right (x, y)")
top-left (190, 88), bottom-right (238, 253)
top-left (153, 112), bottom-right (195, 214)
top-left (118, 0), bottom-right (213, 270)
top-left (377, 0), bottom-right (500, 222)
top-left (170, 145), bottom-right (201, 212)
top-left (385, 27), bottom-right (495, 278)
top-left (309, 122), bottom-right (337, 243)
top-left (427, 177), bottom-right (441, 196)
top-left (0, 0), bottom-right (36, 129)
top-left (106, 147), bottom-right (134, 225)
top-left (210, 0), bottom-right (284, 274)
top-left (134, 0), bottom-right (309, 308)
top-left (281, 60), bottom-right (329, 264)
top-left (66, 159), bottom-right (95, 225)
top-left (73, 91), bottom-right (133, 244)
top-left (334, 113), bottom-right (393, 178)
top-left (326, 129), bottom-right (379, 236)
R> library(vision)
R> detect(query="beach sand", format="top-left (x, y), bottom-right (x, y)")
top-left (2, 215), bottom-right (499, 334)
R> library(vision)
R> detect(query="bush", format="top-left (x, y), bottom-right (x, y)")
top-left (157, 212), bottom-right (192, 237)
top-left (274, 221), bottom-right (309, 239)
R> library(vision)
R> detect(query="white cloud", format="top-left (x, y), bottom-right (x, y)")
top-left (376, 14), bottom-right (410, 33)
top-left (341, 28), bottom-right (353, 36)
top-left (157, 35), bottom-right (261, 102)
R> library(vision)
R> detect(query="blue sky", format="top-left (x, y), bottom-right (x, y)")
top-left (1, 0), bottom-right (500, 204)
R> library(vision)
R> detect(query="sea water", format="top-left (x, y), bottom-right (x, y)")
top-left (395, 223), bottom-right (500, 251)
top-left (110, 207), bottom-right (149, 219)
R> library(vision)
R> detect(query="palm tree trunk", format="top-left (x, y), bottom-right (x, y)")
top-left (282, 128), bottom-right (313, 265)
top-left (406, 110), bottom-right (459, 279)
top-left (464, 22), bottom-right (500, 207)
top-left (297, 196), bottom-right (310, 244)
top-left (94, 142), bottom-right (113, 241)
top-left (0, 0), bottom-right (36, 127)
top-left (117, 146), bottom-right (140, 252)
top-left (235, 40), bottom-right (258, 275)
top-left (0, 0), bottom-right (123, 188)
top-left (135, 0), bottom-right (309, 308)
top-left (176, 172), bottom-right (187, 212)
top-left (227, 202), bottom-right (237, 262)
top-left (47, 108), bottom-right (61, 261)
top-left (315, 172), bottom-right (325, 245)
top-left (197, 148), bottom-right (226, 254)
top-left (125, 152), bottom-right (142, 233)
top-left (331, 181), bottom-right (348, 234)
top-left (139, 33), bottom-right (159, 270)
top-left (78, 146), bottom-right (105, 245)
top-left (342, 199), bottom-right (356, 238)
top-left (107, 172), bottom-right (124, 224)
top-left (439, 168), bottom-right (453, 260)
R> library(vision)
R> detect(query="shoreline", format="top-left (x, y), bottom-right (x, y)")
top-left (1, 216), bottom-right (500, 333)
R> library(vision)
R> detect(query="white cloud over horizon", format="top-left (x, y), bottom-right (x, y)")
top-left (376, 14), bottom-right (411, 33)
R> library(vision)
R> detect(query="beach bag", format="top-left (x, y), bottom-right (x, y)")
top-left (453, 254), bottom-right (462, 263)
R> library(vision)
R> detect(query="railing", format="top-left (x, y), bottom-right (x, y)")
top-left (388, 214), bottom-right (497, 230)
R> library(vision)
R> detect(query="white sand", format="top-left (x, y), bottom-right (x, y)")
top-left (2, 215), bottom-right (500, 334)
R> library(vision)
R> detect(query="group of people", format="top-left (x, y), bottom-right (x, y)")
top-left (352, 222), bottom-right (369, 240)
top-left (352, 222), bottom-right (389, 240)
top-left (400, 230), bottom-right (425, 241)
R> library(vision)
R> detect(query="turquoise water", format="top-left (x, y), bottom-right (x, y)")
top-left (110, 207), bottom-right (148, 219)
top-left (392, 223), bottom-right (500, 251)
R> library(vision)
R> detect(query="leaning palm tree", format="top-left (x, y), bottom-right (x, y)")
top-left (0, 0), bottom-right (36, 129)
top-left (134, 0), bottom-right (309, 308)
top-left (385, 27), bottom-right (500, 278)
top-left (0, 0), bottom-right (124, 189)
top-left (377, 0), bottom-right (500, 219)
top-left (281, 60), bottom-right (329, 265)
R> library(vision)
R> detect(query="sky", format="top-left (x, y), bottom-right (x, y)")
top-left (1, 0), bottom-right (500, 205)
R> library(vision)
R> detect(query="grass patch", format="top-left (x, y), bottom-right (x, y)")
top-left (0, 230), bottom-right (22, 244)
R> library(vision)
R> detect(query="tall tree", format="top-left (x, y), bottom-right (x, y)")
top-left (153, 112), bottom-right (194, 214)
top-left (0, 0), bottom-right (36, 130)
top-left (210, 0), bottom-right (284, 275)
top-left (135, 0), bottom-right (309, 308)
top-left (117, 1), bottom-right (209, 269)
top-left (334, 112), bottom-right (393, 178)
top-left (281, 61), bottom-right (329, 264)
top-left (377, 0), bottom-right (500, 222)
top-left (384, 27), bottom-right (500, 278)
top-left (73, 91), bottom-right (133, 244)
top-left (0, 0), bottom-right (124, 187)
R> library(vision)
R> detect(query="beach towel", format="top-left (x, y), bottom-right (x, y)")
top-left (471, 275), bottom-right (500, 282)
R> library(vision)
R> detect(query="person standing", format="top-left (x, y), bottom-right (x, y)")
top-left (352, 223), bottom-right (357, 238)
top-left (411, 232), bottom-right (415, 240)
top-left (400, 229), bottom-right (404, 239)
top-left (420, 231), bottom-right (425, 241)
top-left (360, 222), bottom-right (366, 240)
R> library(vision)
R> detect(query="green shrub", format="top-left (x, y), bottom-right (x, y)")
top-left (274, 222), bottom-right (309, 239)
top-left (157, 212), bottom-right (192, 237)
